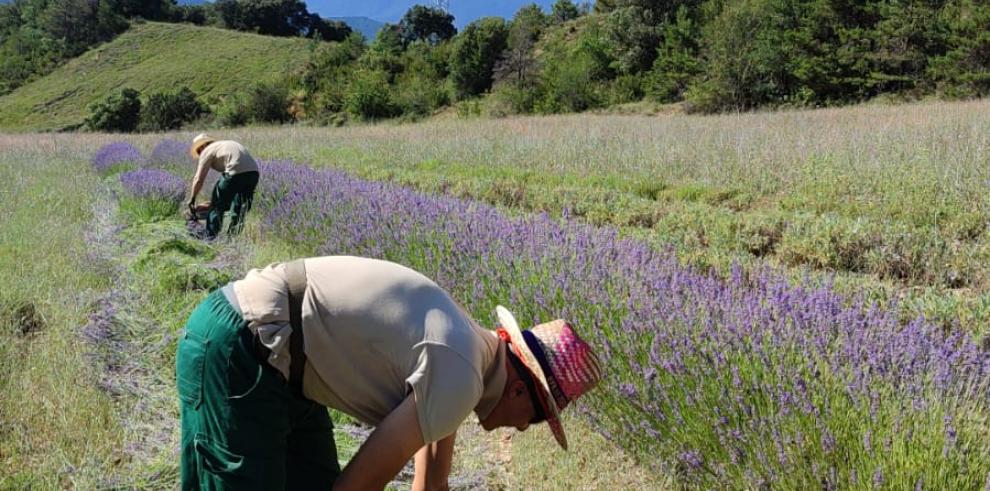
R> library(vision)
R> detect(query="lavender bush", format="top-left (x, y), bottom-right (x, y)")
top-left (91, 142), bottom-right (143, 175)
top-left (251, 160), bottom-right (990, 488)
top-left (118, 169), bottom-right (186, 222)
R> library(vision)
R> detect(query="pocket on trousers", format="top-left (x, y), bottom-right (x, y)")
top-left (226, 337), bottom-right (264, 400)
top-left (176, 329), bottom-right (208, 408)
top-left (194, 436), bottom-right (245, 475)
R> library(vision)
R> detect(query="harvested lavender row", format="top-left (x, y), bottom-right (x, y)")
top-left (118, 169), bottom-right (185, 203)
top-left (253, 160), bottom-right (990, 488)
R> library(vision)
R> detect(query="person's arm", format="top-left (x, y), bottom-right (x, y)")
top-left (412, 432), bottom-right (456, 491)
top-left (333, 394), bottom-right (426, 491)
top-left (188, 158), bottom-right (211, 206)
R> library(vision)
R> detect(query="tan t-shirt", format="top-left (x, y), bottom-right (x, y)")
top-left (232, 256), bottom-right (506, 443)
top-left (197, 140), bottom-right (259, 176)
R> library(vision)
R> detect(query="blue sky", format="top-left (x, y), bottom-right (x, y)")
top-left (306, 1), bottom-right (566, 27)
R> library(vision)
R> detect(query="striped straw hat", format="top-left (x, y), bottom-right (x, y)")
top-left (495, 305), bottom-right (603, 450)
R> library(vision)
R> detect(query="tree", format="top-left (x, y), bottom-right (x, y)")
top-left (495, 4), bottom-right (546, 86)
top-left (601, 6), bottom-right (662, 74)
top-left (398, 5), bottom-right (456, 45)
top-left (85, 88), bottom-right (142, 132)
top-left (929, 0), bottom-right (990, 97)
top-left (363, 24), bottom-right (406, 77)
top-left (307, 15), bottom-right (352, 41)
top-left (450, 17), bottom-right (510, 98)
top-left (645, 5), bottom-right (701, 102)
top-left (214, 0), bottom-right (348, 39)
top-left (552, 0), bottom-right (582, 23)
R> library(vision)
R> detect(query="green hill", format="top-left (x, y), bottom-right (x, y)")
top-left (0, 22), bottom-right (313, 132)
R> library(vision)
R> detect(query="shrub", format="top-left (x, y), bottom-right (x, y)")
top-left (344, 70), bottom-right (398, 120)
top-left (243, 82), bottom-right (292, 124)
top-left (85, 88), bottom-right (142, 133)
top-left (217, 93), bottom-right (251, 127)
top-left (139, 87), bottom-right (207, 132)
top-left (91, 141), bottom-right (143, 174)
top-left (215, 82), bottom-right (292, 126)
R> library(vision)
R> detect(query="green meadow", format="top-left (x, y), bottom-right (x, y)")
top-left (3, 97), bottom-right (990, 487)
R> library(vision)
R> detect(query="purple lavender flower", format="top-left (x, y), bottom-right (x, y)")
top-left (92, 142), bottom-right (143, 174)
top-left (678, 450), bottom-right (703, 471)
top-left (119, 169), bottom-right (185, 203)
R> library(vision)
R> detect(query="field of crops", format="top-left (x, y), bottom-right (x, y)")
top-left (3, 99), bottom-right (990, 488)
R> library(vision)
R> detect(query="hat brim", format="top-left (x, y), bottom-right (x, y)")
top-left (189, 139), bottom-right (215, 158)
top-left (496, 305), bottom-right (567, 450)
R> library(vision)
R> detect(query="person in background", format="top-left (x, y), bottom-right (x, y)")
top-left (187, 134), bottom-right (260, 239)
top-left (175, 255), bottom-right (603, 490)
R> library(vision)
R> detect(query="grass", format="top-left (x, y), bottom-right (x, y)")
top-left (0, 22), bottom-right (313, 132)
top-left (0, 134), bottom-right (120, 487)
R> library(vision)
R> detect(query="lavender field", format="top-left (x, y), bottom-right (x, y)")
top-left (3, 102), bottom-right (990, 488)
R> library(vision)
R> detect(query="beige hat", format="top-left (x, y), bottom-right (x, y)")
top-left (189, 133), bottom-right (216, 158)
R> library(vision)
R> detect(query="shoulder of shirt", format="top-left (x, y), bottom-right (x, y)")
top-left (416, 342), bottom-right (485, 387)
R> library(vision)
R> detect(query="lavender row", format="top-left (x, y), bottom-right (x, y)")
top-left (252, 160), bottom-right (990, 487)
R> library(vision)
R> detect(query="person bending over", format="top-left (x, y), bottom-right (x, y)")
top-left (176, 255), bottom-right (602, 490)
top-left (187, 134), bottom-right (260, 239)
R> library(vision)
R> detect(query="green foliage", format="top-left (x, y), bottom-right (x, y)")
top-left (0, 0), bottom-right (128, 95)
top-left (391, 44), bottom-right (451, 117)
top-left (645, 6), bottom-right (701, 102)
top-left (243, 82), bottom-right (293, 124)
top-left (213, 0), bottom-right (350, 40)
top-left (11, 0), bottom-right (990, 124)
top-left (216, 82), bottom-right (291, 126)
top-left (85, 87), bottom-right (142, 132)
top-left (217, 93), bottom-right (251, 127)
top-left (536, 30), bottom-right (612, 112)
top-left (601, 6), bottom-right (662, 74)
top-left (301, 33), bottom-right (366, 119)
top-left (344, 69), bottom-right (398, 120)
top-left (929, 0), bottom-right (990, 98)
top-left (449, 17), bottom-right (510, 99)
top-left (139, 87), bottom-right (207, 132)
top-left (552, 0), bottom-right (583, 23)
top-left (398, 5), bottom-right (456, 45)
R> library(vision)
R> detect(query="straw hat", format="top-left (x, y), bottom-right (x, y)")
top-left (495, 305), bottom-right (602, 450)
top-left (189, 133), bottom-right (217, 158)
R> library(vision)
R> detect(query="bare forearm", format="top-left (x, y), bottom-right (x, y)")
top-left (188, 163), bottom-right (209, 203)
top-left (412, 433), bottom-right (455, 491)
top-left (334, 395), bottom-right (425, 491)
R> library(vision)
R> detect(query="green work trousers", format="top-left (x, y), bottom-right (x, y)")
top-left (207, 171), bottom-right (259, 238)
top-left (176, 289), bottom-right (340, 490)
